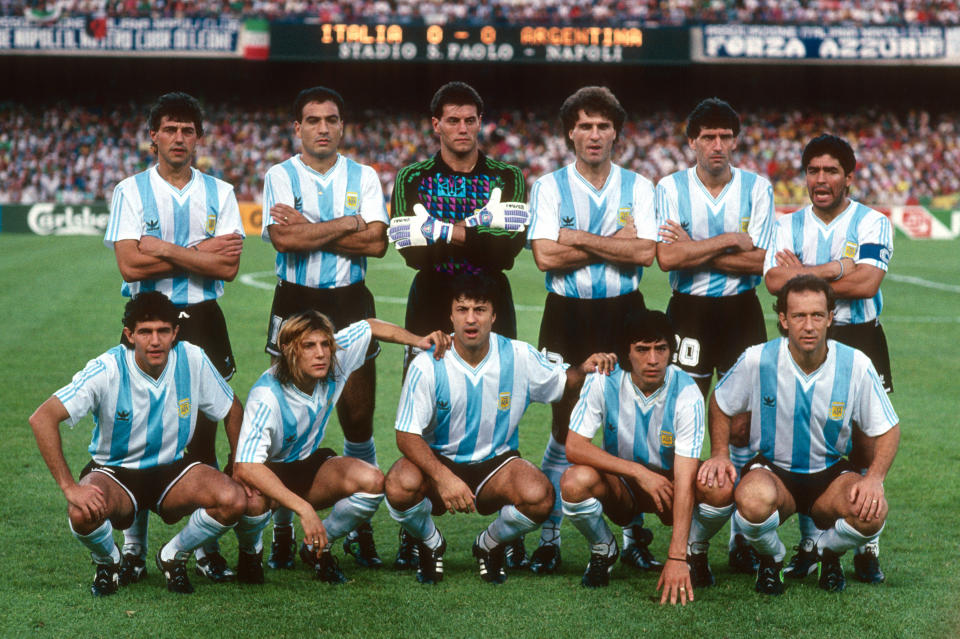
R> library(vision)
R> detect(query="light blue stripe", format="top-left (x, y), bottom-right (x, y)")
top-left (617, 166), bottom-right (638, 295)
top-left (790, 379), bottom-right (814, 473)
top-left (790, 211), bottom-right (805, 258)
top-left (134, 170), bottom-right (161, 238)
top-left (601, 370), bottom-right (621, 456)
top-left (632, 405), bottom-right (652, 464)
top-left (238, 402), bottom-right (271, 463)
top-left (280, 160), bottom-right (307, 286)
top-left (670, 172), bottom-right (693, 293)
top-left (823, 345), bottom-right (854, 460)
top-left (758, 340), bottom-right (781, 460)
top-left (587, 191), bottom-right (607, 299)
top-left (704, 200), bottom-right (727, 297)
top-left (432, 359), bottom-right (452, 450)
top-left (454, 378), bottom-right (484, 462)
top-left (494, 336), bottom-right (517, 451)
top-left (658, 370), bottom-right (680, 470)
top-left (103, 347), bottom-right (132, 464)
top-left (396, 367), bottom-right (422, 431)
top-left (139, 380), bottom-right (166, 469)
top-left (201, 174), bottom-right (220, 299)
top-left (345, 159), bottom-right (365, 284)
top-left (171, 198), bottom-right (191, 304)
top-left (174, 344), bottom-right (192, 458)
top-left (554, 169), bottom-right (579, 298)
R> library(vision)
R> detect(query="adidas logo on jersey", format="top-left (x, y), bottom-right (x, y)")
top-left (116, 410), bottom-right (131, 422)
top-left (294, 195), bottom-right (303, 211)
top-left (561, 216), bottom-right (575, 227)
top-left (437, 400), bottom-right (450, 411)
top-left (762, 395), bottom-right (775, 407)
top-left (145, 219), bottom-right (160, 231)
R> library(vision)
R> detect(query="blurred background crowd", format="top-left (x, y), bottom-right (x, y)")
top-left (6, 0), bottom-right (960, 26)
top-left (2, 102), bottom-right (956, 206)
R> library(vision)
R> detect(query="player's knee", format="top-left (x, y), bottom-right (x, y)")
top-left (734, 476), bottom-right (778, 521)
top-left (697, 478), bottom-right (734, 507)
top-left (67, 506), bottom-right (103, 534)
top-left (559, 465), bottom-right (599, 502)
top-left (353, 464), bottom-right (385, 495)
top-left (214, 481), bottom-right (247, 524)
top-left (384, 460), bottom-right (422, 507)
top-left (517, 474), bottom-right (554, 522)
top-left (244, 493), bottom-right (271, 517)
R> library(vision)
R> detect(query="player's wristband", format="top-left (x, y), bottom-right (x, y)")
top-left (831, 259), bottom-right (844, 281)
top-left (667, 555), bottom-right (687, 562)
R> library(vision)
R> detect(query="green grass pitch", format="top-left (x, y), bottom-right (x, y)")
top-left (1, 233), bottom-right (958, 638)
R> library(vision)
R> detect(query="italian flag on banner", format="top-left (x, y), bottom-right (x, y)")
top-left (240, 19), bottom-right (270, 60)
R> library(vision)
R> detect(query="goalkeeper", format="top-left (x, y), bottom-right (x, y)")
top-left (389, 82), bottom-right (528, 363)
top-left (388, 81), bottom-right (530, 571)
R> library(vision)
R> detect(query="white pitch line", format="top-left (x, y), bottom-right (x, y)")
top-left (886, 273), bottom-right (960, 294)
top-left (241, 271), bottom-right (960, 321)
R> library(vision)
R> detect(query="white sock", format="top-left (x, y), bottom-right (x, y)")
top-left (734, 510), bottom-right (785, 562)
top-left (386, 498), bottom-right (439, 548)
top-left (235, 512), bottom-right (272, 554)
top-left (71, 519), bottom-right (120, 565)
top-left (727, 444), bottom-right (752, 548)
top-left (539, 434), bottom-right (568, 545)
top-left (122, 509), bottom-right (149, 558)
top-left (322, 492), bottom-right (384, 542)
top-left (798, 513), bottom-right (823, 541)
top-left (563, 497), bottom-right (614, 551)
top-left (818, 518), bottom-right (880, 556)
top-left (162, 509), bottom-right (233, 562)
top-left (273, 507), bottom-right (294, 528)
top-left (689, 503), bottom-right (735, 553)
top-left (343, 437), bottom-right (378, 468)
top-left (478, 505), bottom-right (537, 550)
top-left (621, 513), bottom-right (645, 548)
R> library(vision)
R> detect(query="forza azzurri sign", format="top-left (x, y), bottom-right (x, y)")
top-left (694, 24), bottom-right (947, 64)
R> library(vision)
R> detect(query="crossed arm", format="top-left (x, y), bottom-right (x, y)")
top-left (531, 221), bottom-right (655, 272)
top-left (114, 232), bottom-right (243, 282)
top-left (765, 251), bottom-right (885, 298)
top-left (267, 204), bottom-right (387, 257)
top-left (657, 219), bottom-right (763, 275)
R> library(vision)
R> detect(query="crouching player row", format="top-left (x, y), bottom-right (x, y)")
top-left (232, 311), bottom-right (450, 584)
top-left (30, 292), bottom-right (261, 596)
top-left (701, 275), bottom-right (899, 595)
top-left (559, 310), bottom-right (734, 604)
top-left (383, 276), bottom-right (617, 585)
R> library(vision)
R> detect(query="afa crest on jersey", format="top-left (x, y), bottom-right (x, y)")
top-left (660, 430), bottom-right (674, 447)
top-left (345, 192), bottom-right (359, 209)
top-left (205, 211), bottom-right (217, 235)
top-left (179, 398), bottom-right (191, 418)
top-left (740, 216), bottom-right (750, 232)
top-left (498, 392), bottom-right (511, 411)
top-left (830, 401), bottom-right (845, 420)
top-left (843, 241), bottom-right (858, 258)
top-left (618, 206), bottom-right (632, 226)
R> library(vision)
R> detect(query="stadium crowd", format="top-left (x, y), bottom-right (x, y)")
top-left (6, 0), bottom-right (960, 26)
top-left (1, 102), bottom-right (957, 206)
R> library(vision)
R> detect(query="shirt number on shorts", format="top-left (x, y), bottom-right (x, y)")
top-left (674, 335), bottom-right (701, 368)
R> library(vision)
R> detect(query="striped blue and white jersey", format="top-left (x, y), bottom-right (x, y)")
top-left (261, 154), bottom-right (388, 289)
top-left (763, 201), bottom-right (893, 325)
top-left (570, 365), bottom-right (704, 471)
top-left (104, 166), bottom-right (244, 303)
top-left (235, 320), bottom-right (372, 464)
top-left (714, 338), bottom-right (898, 474)
top-left (396, 334), bottom-right (569, 463)
top-left (55, 342), bottom-right (235, 469)
top-left (527, 163), bottom-right (657, 299)
top-left (656, 166), bottom-right (776, 297)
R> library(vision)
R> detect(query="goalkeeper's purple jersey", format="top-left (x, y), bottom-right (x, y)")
top-left (391, 152), bottom-right (526, 275)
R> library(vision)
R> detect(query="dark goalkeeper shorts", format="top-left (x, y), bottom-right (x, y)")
top-left (829, 320), bottom-right (893, 393)
top-left (537, 290), bottom-right (646, 368)
top-left (266, 279), bottom-right (379, 359)
top-left (666, 289), bottom-right (767, 384)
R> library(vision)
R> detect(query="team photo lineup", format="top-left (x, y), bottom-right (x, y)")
top-left (27, 77), bottom-right (906, 611)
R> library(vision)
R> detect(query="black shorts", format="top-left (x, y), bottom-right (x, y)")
top-left (829, 320), bottom-right (893, 393)
top-left (433, 449), bottom-right (521, 514)
top-left (266, 279), bottom-right (379, 359)
top-left (266, 447), bottom-right (338, 500)
top-left (79, 456), bottom-right (201, 515)
top-left (618, 466), bottom-right (675, 526)
top-left (404, 269), bottom-right (517, 338)
top-left (742, 454), bottom-right (859, 519)
top-left (119, 299), bottom-right (236, 380)
top-left (666, 289), bottom-right (767, 382)
top-left (538, 290), bottom-right (646, 367)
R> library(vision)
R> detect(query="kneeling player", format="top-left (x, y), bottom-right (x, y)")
top-left (233, 311), bottom-right (450, 584)
top-left (384, 274), bottom-right (615, 585)
top-left (29, 292), bottom-right (259, 596)
top-left (700, 275), bottom-right (899, 595)
top-left (561, 310), bottom-right (733, 603)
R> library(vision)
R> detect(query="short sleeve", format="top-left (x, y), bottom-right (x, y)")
top-left (261, 166), bottom-right (294, 240)
top-left (235, 389), bottom-right (278, 464)
top-left (195, 349), bottom-right (235, 422)
top-left (568, 372), bottom-right (606, 440)
top-left (527, 177), bottom-right (560, 242)
top-left (655, 179), bottom-right (679, 234)
top-left (851, 356), bottom-right (899, 438)
top-left (395, 356), bottom-right (436, 435)
top-left (632, 177), bottom-right (658, 241)
top-left (713, 348), bottom-right (755, 417)
top-left (762, 216), bottom-right (791, 275)
top-left (523, 343), bottom-right (569, 404)
top-left (672, 381), bottom-right (705, 459)
top-left (334, 321), bottom-right (373, 379)
top-left (855, 213), bottom-right (893, 271)
top-left (359, 166), bottom-right (389, 225)
top-left (747, 177), bottom-right (776, 251)
top-left (54, 356), bottom-right (112, 427)
top-left (103, 179), bottom-right (143, 247)
top-left (215, 186), bottom-right (245, 238)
